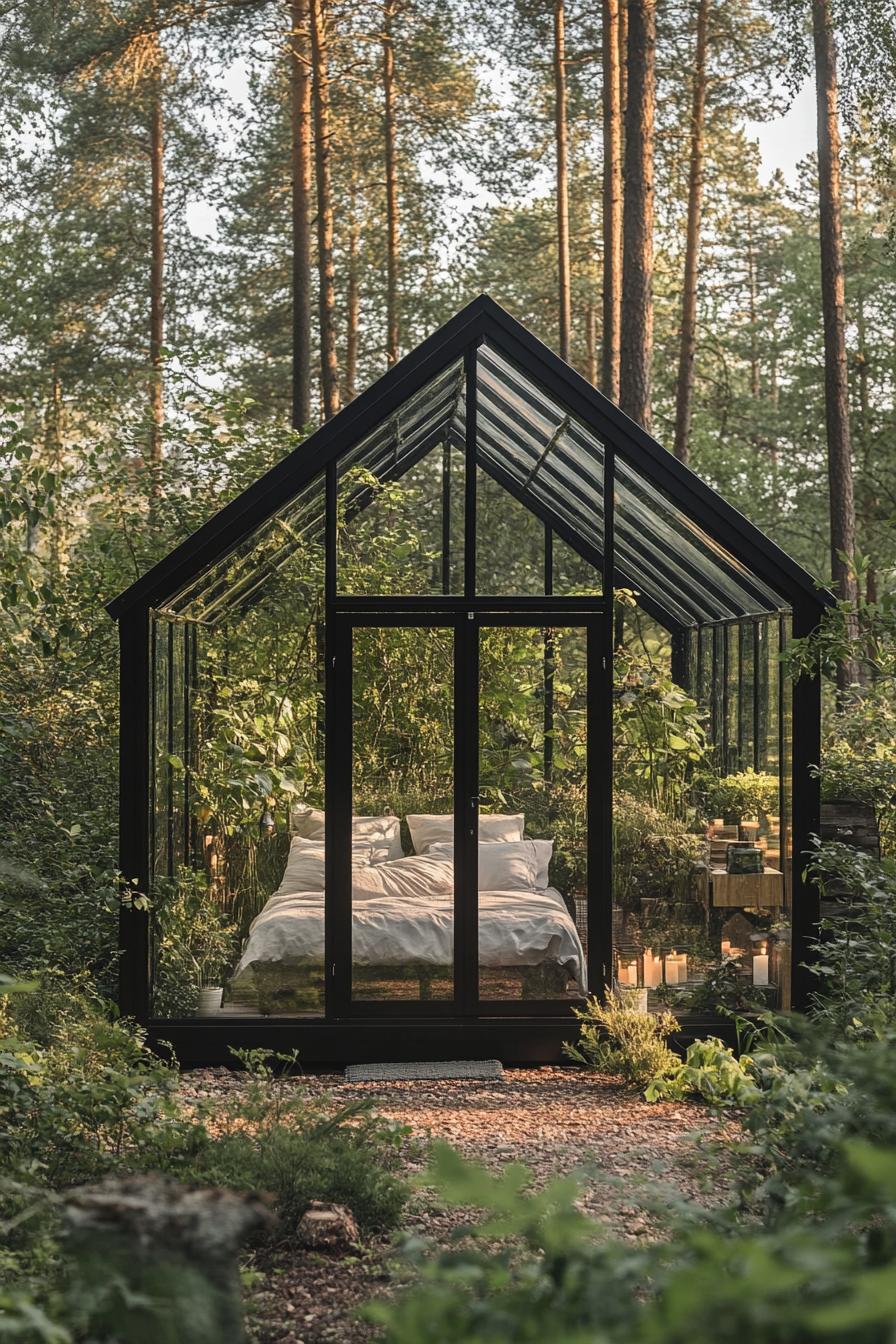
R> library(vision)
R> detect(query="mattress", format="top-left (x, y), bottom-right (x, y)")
top-left (231, 857), bottom-right (586, 991)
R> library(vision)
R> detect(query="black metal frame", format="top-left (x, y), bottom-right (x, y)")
top-left (109, 296), bottom-right (832, 1060)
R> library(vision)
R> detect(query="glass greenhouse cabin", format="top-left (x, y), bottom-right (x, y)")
top-left (108, 296), bottom-right (831, 1064)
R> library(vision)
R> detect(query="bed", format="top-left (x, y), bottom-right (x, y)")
top-left (230, 827), bottom-right (587, 1015)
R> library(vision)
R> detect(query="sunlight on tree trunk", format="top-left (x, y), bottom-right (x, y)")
top-left (149, 43), bottom-right (164, 502)
top-left (601, 0), bottom-right (623, 402)
top-left (620, 0), bottom-right (655, 432)
top-left (290, 0), bottom-right (313, 432)
top-left (554, 0), bottom-right (571, 363)
top-left (812, 0), bottom-right (859, 691)
top-left (672, 0), bottom-right (710, 466)
top-left (383, 0), bottom-right (400, 366)
top-left (310, 0), bottom-right (341, 420)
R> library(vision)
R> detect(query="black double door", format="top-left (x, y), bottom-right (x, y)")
top-left (326, 606), bottom-right (608, 1019)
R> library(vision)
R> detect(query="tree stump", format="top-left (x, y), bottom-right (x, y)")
top-left (296, 1200), bottom-right (359, 1252)
top-left (63, 1174), bottom-right (274, 1344)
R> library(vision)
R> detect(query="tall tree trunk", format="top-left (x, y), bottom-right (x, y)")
top-left (746, 208), bottom-right (760, 401)
top-left (601, 0), bottom-right (623, 401)
top-left (620, 0), bottom-right (655, 432)
top-left (148, 47), bottom-right (164, 497)
top-left (310, 0), bottom-right (340, 419)
top-left (290, 0), bottom-right (313, 431)
top-left (345, 156), bottom-right (360, 401)
top-left (554, 0), bottom-right (571, 362)
top-left (672, 0), bottom-right (710, 465)
top-left (812, 0), bottom-right (859, 690)
top-left (585, 300), bottom-right (597, 384)
top-left (382, 0), bottom-right (400, 365)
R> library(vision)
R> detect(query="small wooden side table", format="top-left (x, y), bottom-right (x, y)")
top-left (710, 866), bottom-right (784, 908)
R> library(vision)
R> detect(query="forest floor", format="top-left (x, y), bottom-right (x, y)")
top-left (180, 1066), bottom-right (743, 1344)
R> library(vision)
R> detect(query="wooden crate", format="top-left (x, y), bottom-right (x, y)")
top-left (711, 866), bottom-right (784, 908)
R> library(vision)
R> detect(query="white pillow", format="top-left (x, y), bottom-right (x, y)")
top-left (406, 812), bottom-right (524, 854)
top-left (290, 807), bottom-right (402, 860)
top-left (351, 854), bottom-right (454, 901)
top-left (429, 839), bottom-right (550, 891)
top-left (279, 840), bottom-right (328, 892)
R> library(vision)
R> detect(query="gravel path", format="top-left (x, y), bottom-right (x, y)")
top-left (181, 1066), bottom-right (740, 1344)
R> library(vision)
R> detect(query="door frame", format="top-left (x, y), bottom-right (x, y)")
top-left (326, 598), bottom-right (611, 1021)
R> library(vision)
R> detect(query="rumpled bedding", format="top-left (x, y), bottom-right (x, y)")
top-left (231, 851), bottom-right (586, 989)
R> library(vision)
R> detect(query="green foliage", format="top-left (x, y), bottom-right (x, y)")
top-left (614, 647), bottom-right (709, 817)
top-left (171, 1049), bottom-right (409, 1235)
top-left (613, 791), bottom-right (706, 910)
top-left (563, 995), bottom-right (681, 1090)
top-left (696, 769), bottom-right (780, 823)
top-left (806, 840), bottom-right (896, 1037)
top-left (152, 868), bottom-right (238, 1015)
top-left (683, 953), bottom-right (771, 1016)
top-left (645, 1037), bottom-right (759, 1105)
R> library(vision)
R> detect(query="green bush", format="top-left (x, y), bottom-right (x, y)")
top-left (613, 791), bottom-right (705, 908)
top-left (563, 995), bottom-right (681, 1089)
top-left (696, 769), bottom-right (779, 823)
top-left (171, 1049), bottom-right (410, 1235)
top-left (646, 1037), bottom-right (758, 1105)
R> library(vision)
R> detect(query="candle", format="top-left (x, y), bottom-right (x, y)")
top-left (721, 938), bottom-right (731, 957)
top-left (666, 952), bottom-right (688, 985)
top-left (752, 953), bottom-right (770, 986)
top-left (617, 959), bottom-right (638, 986)
top-left (643, 949), bottom-right (663, 988)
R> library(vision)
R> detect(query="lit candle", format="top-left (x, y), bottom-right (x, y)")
top-left (721, 938), bottom-right (731, 957)
top-left (617, 959), bottom-right (638, 986)
top-left (643, 950), bottom-right (663, 988)
top-left (752, 951), bottom-right (770, 986)
top-left (666, 952), bottom-right (688, 985)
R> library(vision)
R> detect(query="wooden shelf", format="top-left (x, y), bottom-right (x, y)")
top-left (711, 866), bottom-right (784, 908)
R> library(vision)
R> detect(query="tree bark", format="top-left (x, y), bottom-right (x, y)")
top-left (149, 45), bottom-right (164, 496)
top-left (812, 0), bottom-right (859, 690)
top-left (746, 208), bottom-right (760, 401)
top-left (290, 0), bottom-right (313, 431)
top-left (310, 0), bottom-right (340, 419)
top-left (620, 0), bottom-right (655, 432)
top-left (585, 300), bottom-right (597, 384)
top-left (554, 0), bottom-right (571, 362)
top-left (672, 0), bottom-right (710, 465)
top-left (601, 0), bottom-right (623, 401)
top-left (345, 154), bottom-right (360, 401)
top-left (382, 0), bottom-right (400, 365)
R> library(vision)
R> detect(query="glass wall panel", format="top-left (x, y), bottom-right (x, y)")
top-left (477, 624), bottom-right (588, 1002)
top-left (150, 475), bottom-right (327, 1019)
top-left (350, 625), bottom-right (454, 1002)
top-left (476, 468), bottom-right (546, 595)
top-left (337, 362), bottom-right (464, 595)
top-left (612, 611), bottom-right (793, 1016)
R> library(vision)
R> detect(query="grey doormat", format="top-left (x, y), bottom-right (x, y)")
top-left (344, 1059), bottom-right (504, 1083)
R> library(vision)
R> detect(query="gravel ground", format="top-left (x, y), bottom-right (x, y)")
top-left (180, 1066), bottom-right (742, 1344)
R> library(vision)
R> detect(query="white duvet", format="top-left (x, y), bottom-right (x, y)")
top-left (231, 851), bottom-right (586, 989)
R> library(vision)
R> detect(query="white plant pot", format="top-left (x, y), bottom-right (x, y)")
top-left (197, 986), bottom-right (223, 1016)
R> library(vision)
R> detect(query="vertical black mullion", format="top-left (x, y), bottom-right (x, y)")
top-left (737, 621), bottom-right (746, 767)
top-left (544, 527), bottom-right (554, 783)
top-left (456, 615), bottom-right (478, 1013)
top-left (753, 618), bottom-right (764, 771)
top-left (790, 601), bottom-right (821, 1009)
top-left (595, 443), bottom-right (614, 999)
top-left (325, 614), bottom-right (351, 1018)
top-left (441, 440), bottom-right (451, 595)
top-left (182, 622), bottom-right (192, 863)
top-left (119, 605), bottom-right (152, 1023)
top-left (464, 343), bottom-right (477, 599)
top-left (325, 461), bottom-right (337, 605)
top-left (165, 622), bottom-right (175, 876)
top-left (721, 623), bottom-right (730, 769)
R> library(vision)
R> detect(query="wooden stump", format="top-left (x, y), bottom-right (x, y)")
top-left (63, 1175), bottom-right (274, 1343)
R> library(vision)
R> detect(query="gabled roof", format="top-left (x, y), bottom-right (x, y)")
top-left (107, 294), bottom-right (833, 626)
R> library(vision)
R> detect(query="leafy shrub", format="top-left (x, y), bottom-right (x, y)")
top-left (696, 768), bottom-right (779, 823)
top-left (684, 956), bottom-right (771, 1016)
top-left (646, 1037), bottom-right (758, 1105)
top-left (613, 791), bottom-right (705, 909)
top-left (172, 1050), bottom-right (410, 1234)
top-left (151, 868), bottom-right (239, 1016)
top-left (563, 995), bottom-right (680, 1089)
top-left (806, 840), bottom-right (896, 1036)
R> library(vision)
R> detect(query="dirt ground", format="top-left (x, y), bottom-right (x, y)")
top-left (180, 1065), bottom-right (740, 1344)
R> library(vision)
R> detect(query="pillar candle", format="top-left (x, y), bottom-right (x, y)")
top-left (721, 938), bottom-right (731, 957)
top-left (666, 952), bottom-right (688, 985)
top-left (643, 950), bottom-right (663, 988)
top-left (752, 953), bottom-right (770, 986)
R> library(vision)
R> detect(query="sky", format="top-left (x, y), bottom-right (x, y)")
top-left (746, 79), bottom-right (817, 183)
